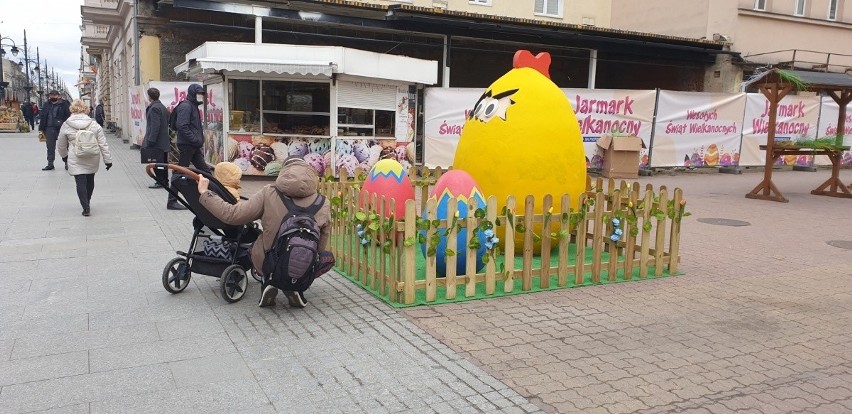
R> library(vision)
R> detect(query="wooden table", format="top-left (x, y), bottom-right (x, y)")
top-left (746, 145), bottom-right (852, 202)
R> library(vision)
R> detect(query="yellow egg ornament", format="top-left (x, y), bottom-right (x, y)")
top-left (453, 50), bottom-right (587, 251)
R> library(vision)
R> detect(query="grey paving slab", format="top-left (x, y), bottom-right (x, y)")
top-left (0, 351), bottom-right (89, 387)
top-left (0, 313), bottom-right (88, 341)
top-left (89, 380), bottom-right (274, 414)
top-left (0, 339), bottom-right (14, 361)
top-left (0, 364), bottom-right (173, 413)
top-left (168, 352), bottom-right (255, 387)
top-left (23, 403), bottom-right (91, 414)
top-left (89, 333), bottom-right (236, 372)
top-left (10, 322), bottom-right (159, 360)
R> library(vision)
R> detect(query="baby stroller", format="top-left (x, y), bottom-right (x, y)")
top-left (146, 163), bottom-right (261, 303)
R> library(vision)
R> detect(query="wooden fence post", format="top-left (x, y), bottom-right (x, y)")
top-left (504, 196), bottom-right (516, 293)
top-left (574, 193), bottom-right (588, 286)
top-left (484, 196), bottom-right (497, 295)
top-left (654, 187), bottom-right (669, 277)
top-left (591, 192), bottom-right (605, 283)
top-left (425, 198), bottom-right (438, 302)
top-left (557, 194), bottom-right (570, 287)
top-left (522, 195), bottom-right (535, 291)
top-left (539, 194), bottom-right (553, 289)
top-left (607, 190), bottom-right (621, 282)
top-left (445, 200), bottom-right (458, 300)
top-left (403, 200), bottom-right (416, 305)
top-left (669, 188), bottom-right (683, 275)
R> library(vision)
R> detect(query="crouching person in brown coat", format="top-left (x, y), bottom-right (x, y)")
top-left (197, 157), bottom-right (333, 308)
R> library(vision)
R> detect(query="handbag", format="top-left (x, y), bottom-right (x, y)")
top-left (38, 131), bottom-right (46, 142)
top-left (140, 147), bottom-right (162, 164)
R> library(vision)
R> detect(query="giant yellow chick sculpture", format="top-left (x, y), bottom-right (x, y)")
top-left (453, 50), bottom-right (587, 251)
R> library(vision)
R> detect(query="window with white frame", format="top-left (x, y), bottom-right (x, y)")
top-left (535, 0), bottom-right (562, 17)
top-left (828, 0), bottom-right (838, 20)
top-left (754, 0), bottom-right (767, 10)
top-left (469, 0), bottom-right (492, 5)
top-left (794, 0), bottom-right (806, 16)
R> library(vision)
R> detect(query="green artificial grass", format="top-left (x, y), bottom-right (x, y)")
top-left (333, 241), bottom-right (679, 308)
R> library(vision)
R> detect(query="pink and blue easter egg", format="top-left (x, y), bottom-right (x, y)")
top-left (359, 159), bottom-right (415, 219)
top-left (421, 170), bottom-right (487, 277)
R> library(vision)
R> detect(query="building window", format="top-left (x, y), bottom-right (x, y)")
top-left (535, 0), bottom-right (562, 17)
top-left (469, 0), bottom-right (491, 5)
top-left (794, 0), bottom-right (806, 16)
top-left (754, 0), bottom-right (767, 10)
top-left (828, 0), bottom-right (838, 20)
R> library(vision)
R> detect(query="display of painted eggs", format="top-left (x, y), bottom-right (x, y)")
top-left (238, 141), bottom-right (254, 159)
top-left (288, 139), bottom-right (309, 157)
top-left (358, 159), bottom-right (415, 219)
top-left (352, 141), bottom-right (369, 163)
top-left (337, 153), bottom-right (359, 177)
top-left (309, 138), bottom-right (330, 154)
top-left (233, 157), bottom-right (251, 173)
top-left (250, 143), bottom-right (275, 170)
top-left (303, 152), bottom-right (325, 175)
top-left (453, 50), bottom-right (586, 251)
top-left (420, 170), bottom-right (486, 277)
top-left (271, 142), bottom-right (288, 161)
top-left (264, 160), bottom-right (283, 176)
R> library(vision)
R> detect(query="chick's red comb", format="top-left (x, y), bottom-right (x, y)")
top-left (513, 50), bottom-right (552, 79)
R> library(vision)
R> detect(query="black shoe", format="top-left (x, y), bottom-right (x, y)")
top-left (82, 208), bottom-right (90, 217)
top-left (298, 291), bottom-right (308, 304)
top-left (42, 164), bottom-right (54, 171)
top-left (166, 202), bottom-right (186, 210)
top-left (149, 183), bottom-right (163, 189)
top-left (64, 164), bottom-right (68, 170)
top-left (258, 284), bottom-right (278, 307)
top-left (283, 291), bottom-right (307, 308)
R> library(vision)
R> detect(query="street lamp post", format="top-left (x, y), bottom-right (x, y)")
top-left (0, 32), bottom-right (21, 102)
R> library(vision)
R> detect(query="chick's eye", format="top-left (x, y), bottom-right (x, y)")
top-left (484, 102), bottom-right (497, 117)
top-left (471, 102), bottom-right (481, 116)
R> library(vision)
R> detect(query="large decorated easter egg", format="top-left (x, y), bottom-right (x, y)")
top-left (421, 170), bottom-right (487, 277)
top-left (453, 50), bottom-right (587, 251)
top-left (359, 159), bottom-right (415, 219)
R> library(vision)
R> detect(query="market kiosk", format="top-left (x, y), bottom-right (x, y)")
top-left (174, 42), bottom-right (437, 177)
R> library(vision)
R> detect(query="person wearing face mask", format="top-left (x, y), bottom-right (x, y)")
top-left (38, 90), bottom-right (72, 171)
top-left (167, 83), bottom-right (210, 210)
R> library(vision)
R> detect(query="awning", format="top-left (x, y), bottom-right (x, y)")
top-left (174, 42), bottom-right (438, 85)
top-left (176, 57), bottom-right (336, 77)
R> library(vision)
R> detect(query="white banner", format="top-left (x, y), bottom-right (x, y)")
top-left (739, 93), bottom-right (821, 167)
top-left (817, 96), bottom-right (852, 166)
top-left (423, 88), bottom-right (656, 168)
top-left (566, 89), bottom-right (656, 169)
top-left (651, 91), bottom-right (745, 167)
top-left (127, 86), bottom-right (147, 147)
top-left (423, 88), bottom-right (479, 168)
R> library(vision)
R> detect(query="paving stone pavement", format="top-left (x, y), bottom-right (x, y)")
top-left (0, 131), bottom-right (540, 414)
top-left (403, 166), bottom-right (852, 413)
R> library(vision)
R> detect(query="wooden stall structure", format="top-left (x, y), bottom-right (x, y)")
top-left (319, 167), bottom-right (685, 306)
top-left (745, 69), bottom-right (852, 202)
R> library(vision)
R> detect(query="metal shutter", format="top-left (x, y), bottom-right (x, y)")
top-left (337, 81), bottom-right (398, 110)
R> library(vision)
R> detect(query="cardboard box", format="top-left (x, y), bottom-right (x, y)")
top-left (596, 135), bottom-right (643, 179)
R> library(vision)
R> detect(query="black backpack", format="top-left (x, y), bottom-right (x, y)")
top-left (168, 101), bottom-right (182, 132)
top-left (262, 192), bottom-right (325, 289)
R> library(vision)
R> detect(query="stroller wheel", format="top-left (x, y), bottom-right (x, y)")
top-left (162, 257), bottom-right (191, 293)
top-left (250, 267), bottom-right (262, 283)
top-left (221, 265), bottom-right (247, 303)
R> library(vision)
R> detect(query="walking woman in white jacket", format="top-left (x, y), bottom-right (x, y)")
top-left (58, 99), bottom-right (113, 216)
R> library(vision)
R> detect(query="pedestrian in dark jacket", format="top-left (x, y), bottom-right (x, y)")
top-left (94, 101), bottom-right (105, 127)
top-left (38, 90), bottom-right (72, 171)
top-left (21, 101), bottom-right (34, 130)
top-left (168, 83), bottom-right (210, 210)
top-left (142, 87), bottom-right (172, 192)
